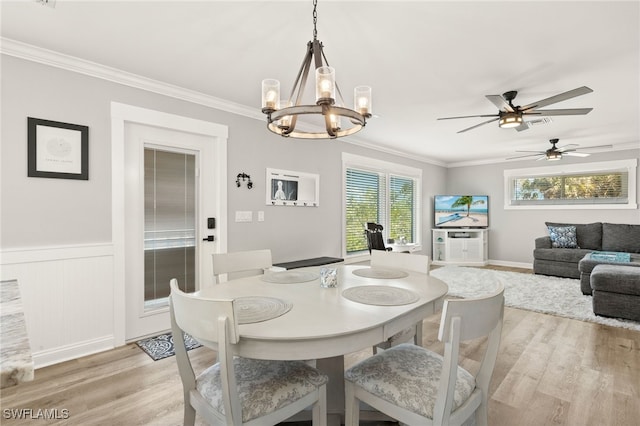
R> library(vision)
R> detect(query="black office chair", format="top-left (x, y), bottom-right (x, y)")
top-left (365, 222), bottom-right (393, 254)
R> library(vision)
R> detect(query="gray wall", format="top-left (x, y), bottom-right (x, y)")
top-left (2, 55), bottom-right (638, 266)
top-left (1, 55), bottom-right (446, 263)
top-left (445, 149), bottom-right (640, 264)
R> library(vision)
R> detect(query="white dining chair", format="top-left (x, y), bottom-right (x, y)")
top-left (344, 283), bottom-right (505, 426)
top-left (212, 251), bottom-right (317, 367)
top-left (212, 249), bottom-right (273, 283)
top-left (169, 279), bottom-right (328, 426)
top-left (370, 250), bottom-right (431, 352)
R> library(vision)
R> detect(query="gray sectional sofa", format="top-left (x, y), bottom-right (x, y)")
top-left (533, 222), bottom-right (640, 279)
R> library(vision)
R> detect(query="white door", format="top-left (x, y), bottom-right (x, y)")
top-left (124, 123), bottom-right (219, 341)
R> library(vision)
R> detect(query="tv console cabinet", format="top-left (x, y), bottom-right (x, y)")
top-left (432, 228), bottom-right (489, 266)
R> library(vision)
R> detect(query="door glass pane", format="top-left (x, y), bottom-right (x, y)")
top-left (144, 148), bottom-right (196, 309)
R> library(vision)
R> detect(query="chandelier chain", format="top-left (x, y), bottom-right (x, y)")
top-left (312, 0), bottom-right (318, 40)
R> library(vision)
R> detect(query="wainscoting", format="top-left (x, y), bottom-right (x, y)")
top-left (1, 244), bottom-right (115, 368)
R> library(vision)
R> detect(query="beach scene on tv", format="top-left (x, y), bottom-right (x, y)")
top-left (434, 195), bottom-right (488, 227)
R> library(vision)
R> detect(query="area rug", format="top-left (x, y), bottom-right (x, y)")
top-left (136, 332), bottom-right (202, 361)
top-left (430, 266), bottom-right (640, 332)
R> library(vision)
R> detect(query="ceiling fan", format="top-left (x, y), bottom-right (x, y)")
top-left (507, 138), bottom-right (613, 161)
top-left (438, 86), bottom-right (594, 133)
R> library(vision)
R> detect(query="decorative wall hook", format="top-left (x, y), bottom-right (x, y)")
top-left (236, 172), bottom-right (253, 189)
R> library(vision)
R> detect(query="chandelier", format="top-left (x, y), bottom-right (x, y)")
top-left (261, 0), bottom-right (372, 139)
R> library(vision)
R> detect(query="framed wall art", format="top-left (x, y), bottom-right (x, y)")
top-left (266, 168), bottom-right (319, 206)
top-left (27, 117), bottom-right (89, 180)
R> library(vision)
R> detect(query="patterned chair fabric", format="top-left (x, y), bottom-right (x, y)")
top-left (344, 283), bottom-right (505, 426)
top-left (170, 279), bottom-right (328, 426)
top-left (197, 357), bottom-right (328, 423)
top-left (345, 343), bottom-right (475, 419)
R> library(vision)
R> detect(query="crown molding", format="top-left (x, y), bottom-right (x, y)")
top-left (1, 37), bottom-right (446, 167)
top-left (0, 37), bottom-right (262, 121)
top-left (3, 38), bottom-right (638, 170)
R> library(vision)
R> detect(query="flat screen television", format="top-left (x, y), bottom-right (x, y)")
top-left (434, 195), bottom-right (489, 228)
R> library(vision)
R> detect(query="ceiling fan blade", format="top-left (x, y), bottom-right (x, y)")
top-left (524, 108), bottom-right (593, 116)
top-left (437, 114), bottom-right (498, 120)
top-left (557, 144), bottom-right (579, 151)
top-left (486, 95), bottom-right (514, 112)
top-left (457, 117), bottom-right (500, 133)
top-left (514, 150), bottom-right (546, 153)
top-left (564, 152), bottom-right (591, 157)
top-left (579, 144), bottom-right (614, 150)
top-left (506, 153), bottom-right (544, 160)
top-left (520, 86), bottom-right (593, 111)
top-left (561, 144), bottom-right (613, 153)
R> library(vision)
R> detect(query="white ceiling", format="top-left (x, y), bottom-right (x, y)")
top-left (2, 0), bottom-right (639, 166)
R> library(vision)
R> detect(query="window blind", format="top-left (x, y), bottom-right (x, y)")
top-left (512, 171), bottom-right (628, 205)
top-left (389, 176), bottom-right (415, 243)
top-left (345, 168), bottom-right (416, 254)
top-left (345, 168), bottom-right (382, 253)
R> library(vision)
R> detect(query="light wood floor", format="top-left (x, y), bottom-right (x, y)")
top-left (2, 267), bottom-right (639, 425)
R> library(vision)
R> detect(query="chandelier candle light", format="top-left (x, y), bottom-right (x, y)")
top-left (261, 0), bottom-right (372, 139)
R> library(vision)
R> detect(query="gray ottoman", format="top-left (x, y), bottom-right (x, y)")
top-left (579, 253), bottom-right (640, 295)
top-left (590, 264), bottom-right (640, 322)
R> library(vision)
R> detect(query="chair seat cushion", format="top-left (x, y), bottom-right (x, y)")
top-left (344, 343), bottom-right (475, 419)
top-left (197, 357), bottom-right (328, 423)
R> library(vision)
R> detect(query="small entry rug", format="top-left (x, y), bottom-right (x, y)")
top-left (430, 266), bottom-right (640, 332)
top-left (136, 332), bottom-right (202, 361)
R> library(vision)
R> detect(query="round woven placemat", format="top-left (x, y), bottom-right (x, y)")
top-left (352, 267), bottom-right (409, 279)
top-left (260, 270), bottom-right (320, 284)
top-left (342, 285), bottom-right (419, 306)
top-left (235, 296), bottom-right (293, 324)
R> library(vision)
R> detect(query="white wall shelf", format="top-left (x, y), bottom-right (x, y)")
top-left (432, 228), bottom-right (488, 266)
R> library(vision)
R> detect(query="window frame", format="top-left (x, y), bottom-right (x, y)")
top-left (504, 159), bottom-right (638, 210)
top-left (342, 153), bottom-right (422, 259)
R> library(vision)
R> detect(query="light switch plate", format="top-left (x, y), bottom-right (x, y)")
top-left (258, 211), bottom-right (265, 222)
top-left (235, 211), bottom-right (253, 222)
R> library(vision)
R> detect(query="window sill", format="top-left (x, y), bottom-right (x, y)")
top-left (504, 203), bottom-right (637, 210)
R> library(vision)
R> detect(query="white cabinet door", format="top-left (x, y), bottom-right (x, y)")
top-left (448, 238), bottom-right (467, 261)
top-left (465, 238), bottom-right (483, 260)
top-left (432, 229), bottom-right (488, 266)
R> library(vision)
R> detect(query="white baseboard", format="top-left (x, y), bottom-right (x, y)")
top-left (488, 259), bottom-right (533, 269)
top-left (33, 335), bottom-right (115, 369)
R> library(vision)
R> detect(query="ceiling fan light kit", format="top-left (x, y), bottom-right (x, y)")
top-left (498, 112), bottom-right (523, 129)
top-left (439, 86), bottom-right (594, 133)
top-left (546, 151), bottom-right (562, 161)
top-left (261, 0), bottom-right (371, 139)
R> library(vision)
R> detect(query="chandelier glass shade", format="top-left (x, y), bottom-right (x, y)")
top-left (261, 1), bottom-right (371, 139)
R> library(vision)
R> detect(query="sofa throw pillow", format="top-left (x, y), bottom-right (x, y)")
top-left (544, 221), bottom-right (602, 250)
top-left (547, 225), bottom-right (579, 248)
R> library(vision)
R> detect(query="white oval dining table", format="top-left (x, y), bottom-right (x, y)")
top-left (196, 264), bottom-right (448, 424)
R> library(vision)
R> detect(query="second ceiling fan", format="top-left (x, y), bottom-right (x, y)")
top-left (438, 86), bottom-right (594, 133)
top-left (507, 138), bottom-right (612, 161)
